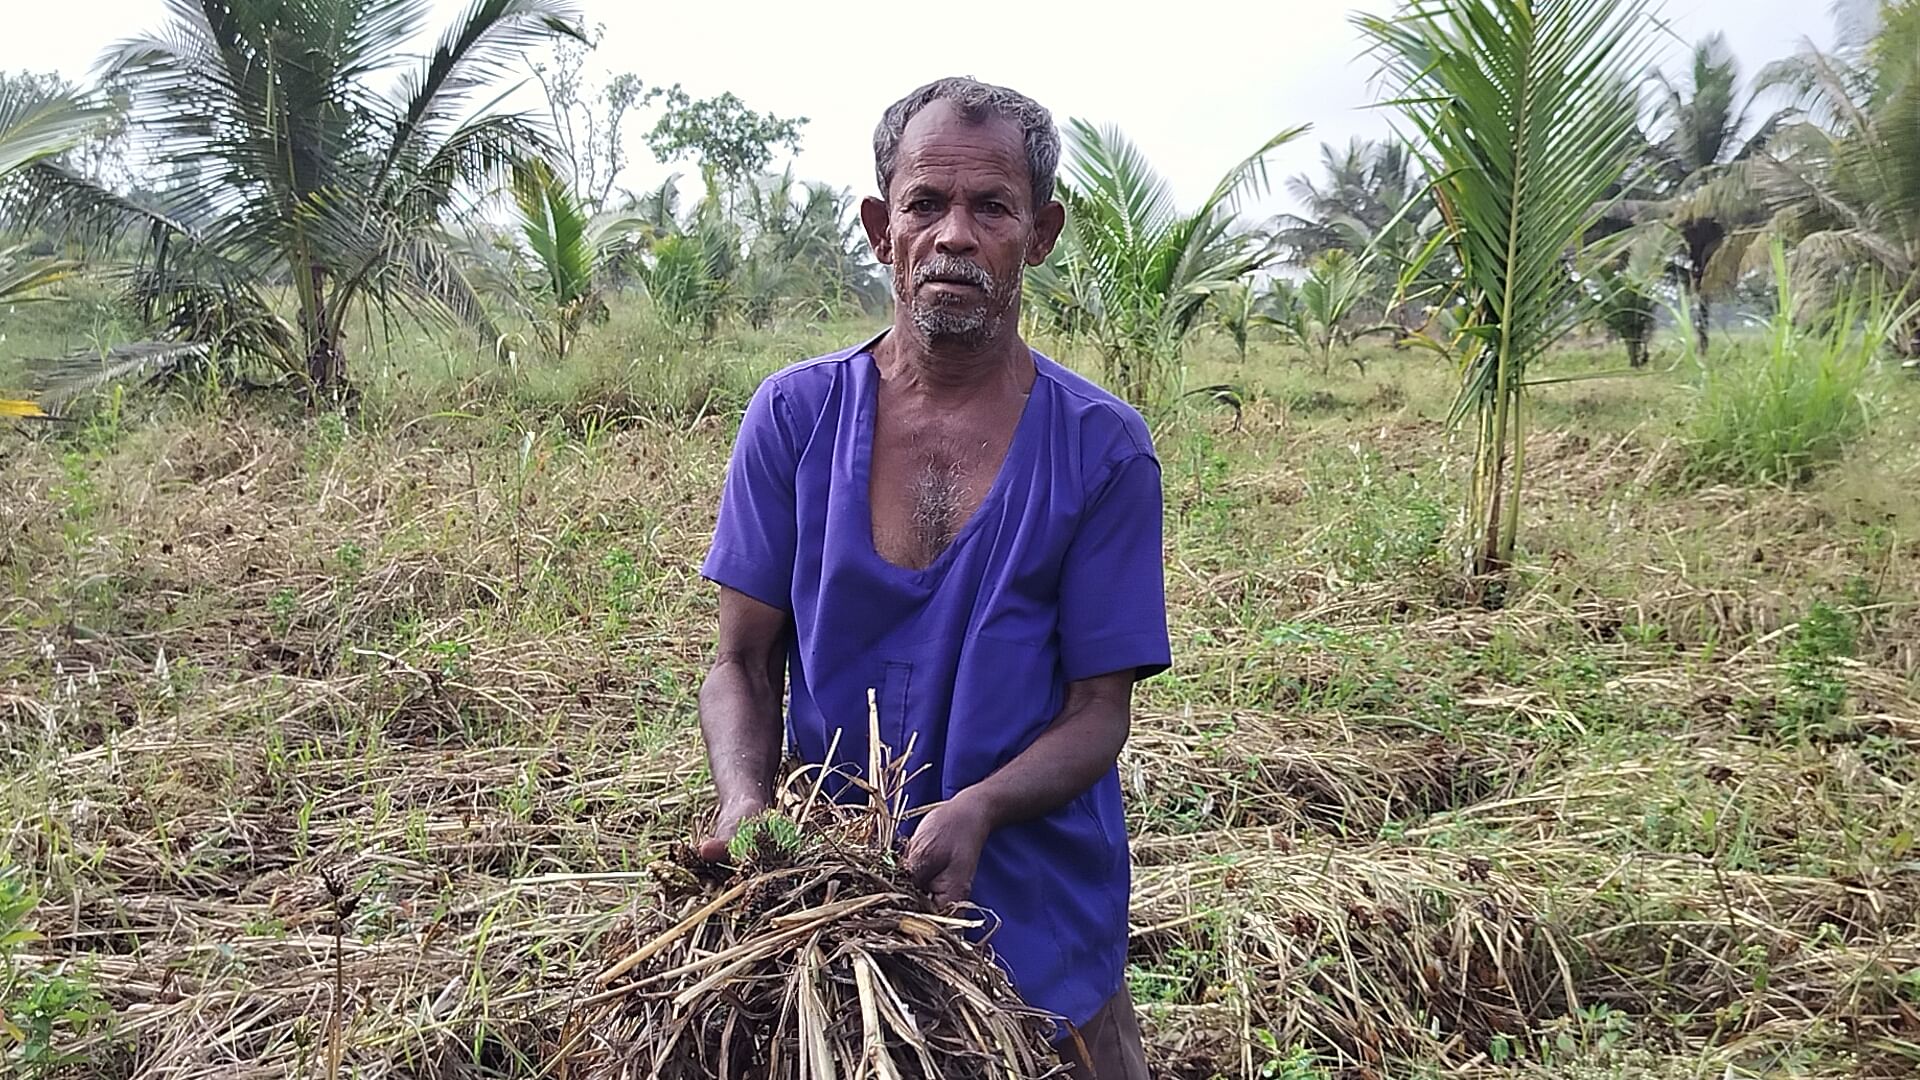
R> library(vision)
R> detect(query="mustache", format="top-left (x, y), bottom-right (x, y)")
top-left (912, 255), bottom-right (994, 291)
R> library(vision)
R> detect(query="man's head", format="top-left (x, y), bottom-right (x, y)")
top-left (863, 78), bottom-right (1066, 353)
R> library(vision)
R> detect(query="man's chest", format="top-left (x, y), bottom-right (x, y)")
top-left (867, 404), bottom-right (1023, 571)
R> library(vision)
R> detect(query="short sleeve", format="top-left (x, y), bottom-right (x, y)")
top-left (1059, 453), bottom-right (1172, 682)
top-left (700, 380), bottom-right (797, 610)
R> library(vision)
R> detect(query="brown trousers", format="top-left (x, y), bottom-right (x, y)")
top-left (1055, 988), bottom-right (1149, 1080)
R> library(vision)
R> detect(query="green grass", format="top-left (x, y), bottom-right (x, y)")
top-left (1683, 251), bottom-right (1893, 488)
top-left (2, 300), bottom-right (1920, 1078)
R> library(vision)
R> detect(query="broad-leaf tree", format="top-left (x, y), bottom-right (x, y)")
top-left (1032, 118), bottom-right (1308, 406)
top-left (646, 88), bottom-right (806, 198)
top-left (23, 0), bottom-right (584, 394)
top-left (1361, 0), bottom-right (1656, 578)
top-left (528, 22), bottom-right (651, 210)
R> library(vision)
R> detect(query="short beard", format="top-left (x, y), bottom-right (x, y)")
top-left (911, 303), bottom-right (998, 349)
top-left (898, 255), bottom-right (1016, 350)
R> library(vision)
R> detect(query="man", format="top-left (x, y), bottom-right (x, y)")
top-left (694, 77), bottom-right (1169, 1079)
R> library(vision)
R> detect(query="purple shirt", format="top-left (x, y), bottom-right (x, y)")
top-left (700, 333), bottom-right (1171, 1028)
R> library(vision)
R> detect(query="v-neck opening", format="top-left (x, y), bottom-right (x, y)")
top-left (855, 348), bottom-right (1046, 583)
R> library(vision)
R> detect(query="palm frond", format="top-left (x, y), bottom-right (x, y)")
top-left (28, 342), bottom-right (212, 411)
top-left (0, 398), bottom-right (52, 419)
top-left (1052, 120), bottom-right (1305, 403)
top-left (388, 234), bottom-right (503, 346)
top-left (0, 250), bottom-right (80, 303)
top-left (376, 0), bottom-right (584, 193)
top-left (5, 161), bottom-right (194, 250)
top-left (513, 157), bottom-right (593, 306)
top-left (391, 108), bottom-right (543, 224)
top-left (0, 85), bottom-right (105, 177)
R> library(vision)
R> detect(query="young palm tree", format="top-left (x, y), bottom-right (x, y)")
top-left (23, 0), bottom-right (583, 394)
top-left (628, 175), bottom-right (684, 242)
top-left (496, 158), bottom-right (642, 359)
top-left (645, 232), bottom-right (731, 339)
top-left (1579, 229), bottom-right (1671, 367)
top-left (1267, 250), bottom-right (1397, 375)
top-left (1211, 281), bottom-right (1259, 362)
top-left (1361, 0), bottom-right (1656, 578)
top-left (642, 179), bottom-right (739, 340)
top-left (1035, 119), bottom-right (1308, 406)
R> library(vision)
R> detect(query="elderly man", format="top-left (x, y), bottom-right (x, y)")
top-left (694, 77), bottom-right (1169, 1078)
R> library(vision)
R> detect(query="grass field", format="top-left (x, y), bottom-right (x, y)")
top-left (3, 302), bottom-right (1919, 1078)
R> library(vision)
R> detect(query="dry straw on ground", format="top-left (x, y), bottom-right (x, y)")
top-left (5, 398), bottom-right (1919, 1079)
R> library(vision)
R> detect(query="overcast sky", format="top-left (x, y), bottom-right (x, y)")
top-left (0, 0), bottom-right (1841, 220)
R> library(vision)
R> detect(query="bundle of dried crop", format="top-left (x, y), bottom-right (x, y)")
top-left (553, 726), bottom-right (1065, 1080)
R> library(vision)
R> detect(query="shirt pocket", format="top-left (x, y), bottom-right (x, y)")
top-left (876, 659), bottom-right (914, 770)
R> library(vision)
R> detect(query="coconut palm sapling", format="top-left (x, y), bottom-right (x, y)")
top-left (1361, 0), bottom-right (1659, 578)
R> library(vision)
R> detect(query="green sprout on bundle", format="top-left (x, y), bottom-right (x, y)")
top-left (726, 810), bottom-right (804, 865)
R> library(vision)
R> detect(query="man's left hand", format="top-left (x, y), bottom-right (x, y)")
top-left (905, 792), bottom-right (995, 907)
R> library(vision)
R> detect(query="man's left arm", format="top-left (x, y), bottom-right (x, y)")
top-left (907, 671), bottom-right (1134, 905)
top-left (907, 451), bottom-right (1170, 906)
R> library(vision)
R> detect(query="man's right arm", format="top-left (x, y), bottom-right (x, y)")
top-left (695, 586), bottom-right (790, 861)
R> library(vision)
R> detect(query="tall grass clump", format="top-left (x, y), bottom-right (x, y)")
top-left (1684, 243), bottom-right (1895, 486)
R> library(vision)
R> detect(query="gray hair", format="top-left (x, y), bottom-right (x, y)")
top-left (872, 78), bottom-right (1060, 212)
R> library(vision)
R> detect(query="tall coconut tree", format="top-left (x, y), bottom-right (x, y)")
top-left (1643, 34), bottom-right (1784, 353)
top-left (21, 0), bottom-right (584, 394)
top-left (1360, 0), bottom-right (1657, 578)
top-left (1749, 0), bottom-right (1920, 349)
top-left (1270, 137), bottom-right (1453, 337)
top-left (738, 171), bottom-right (885, 323)
top-left (1271, 139), bottom-right (1422, 259)
top-left (1032, 119), bottom-right (1308, 406)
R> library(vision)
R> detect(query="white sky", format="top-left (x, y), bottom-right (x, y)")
top-left (0, 0), bottom-right (1840, 220)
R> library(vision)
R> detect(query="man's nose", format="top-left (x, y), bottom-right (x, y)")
top-left (934, 207), bottom-right (979, 256)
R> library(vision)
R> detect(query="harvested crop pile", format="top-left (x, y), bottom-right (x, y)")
top-left (553, 747), bottom-right (1062, 1080)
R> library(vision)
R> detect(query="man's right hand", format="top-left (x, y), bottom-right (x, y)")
top-left (696, 797), bottom-right (771, 862)
top-left (695, 587), bottom-right (789, 863)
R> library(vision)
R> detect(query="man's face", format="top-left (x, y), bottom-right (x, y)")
top-left (862, 101), bottom-right (1063, 351)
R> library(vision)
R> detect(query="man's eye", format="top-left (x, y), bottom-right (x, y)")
top-left (907, 199), bottom-right (938, 213)
top-left (981, 202), bottom-right (1009, 216)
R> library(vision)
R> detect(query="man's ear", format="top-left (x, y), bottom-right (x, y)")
top-left (861, 197), bottom-right (893, 265)
top-left (1027, 199), bottom-right (1066, 266)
